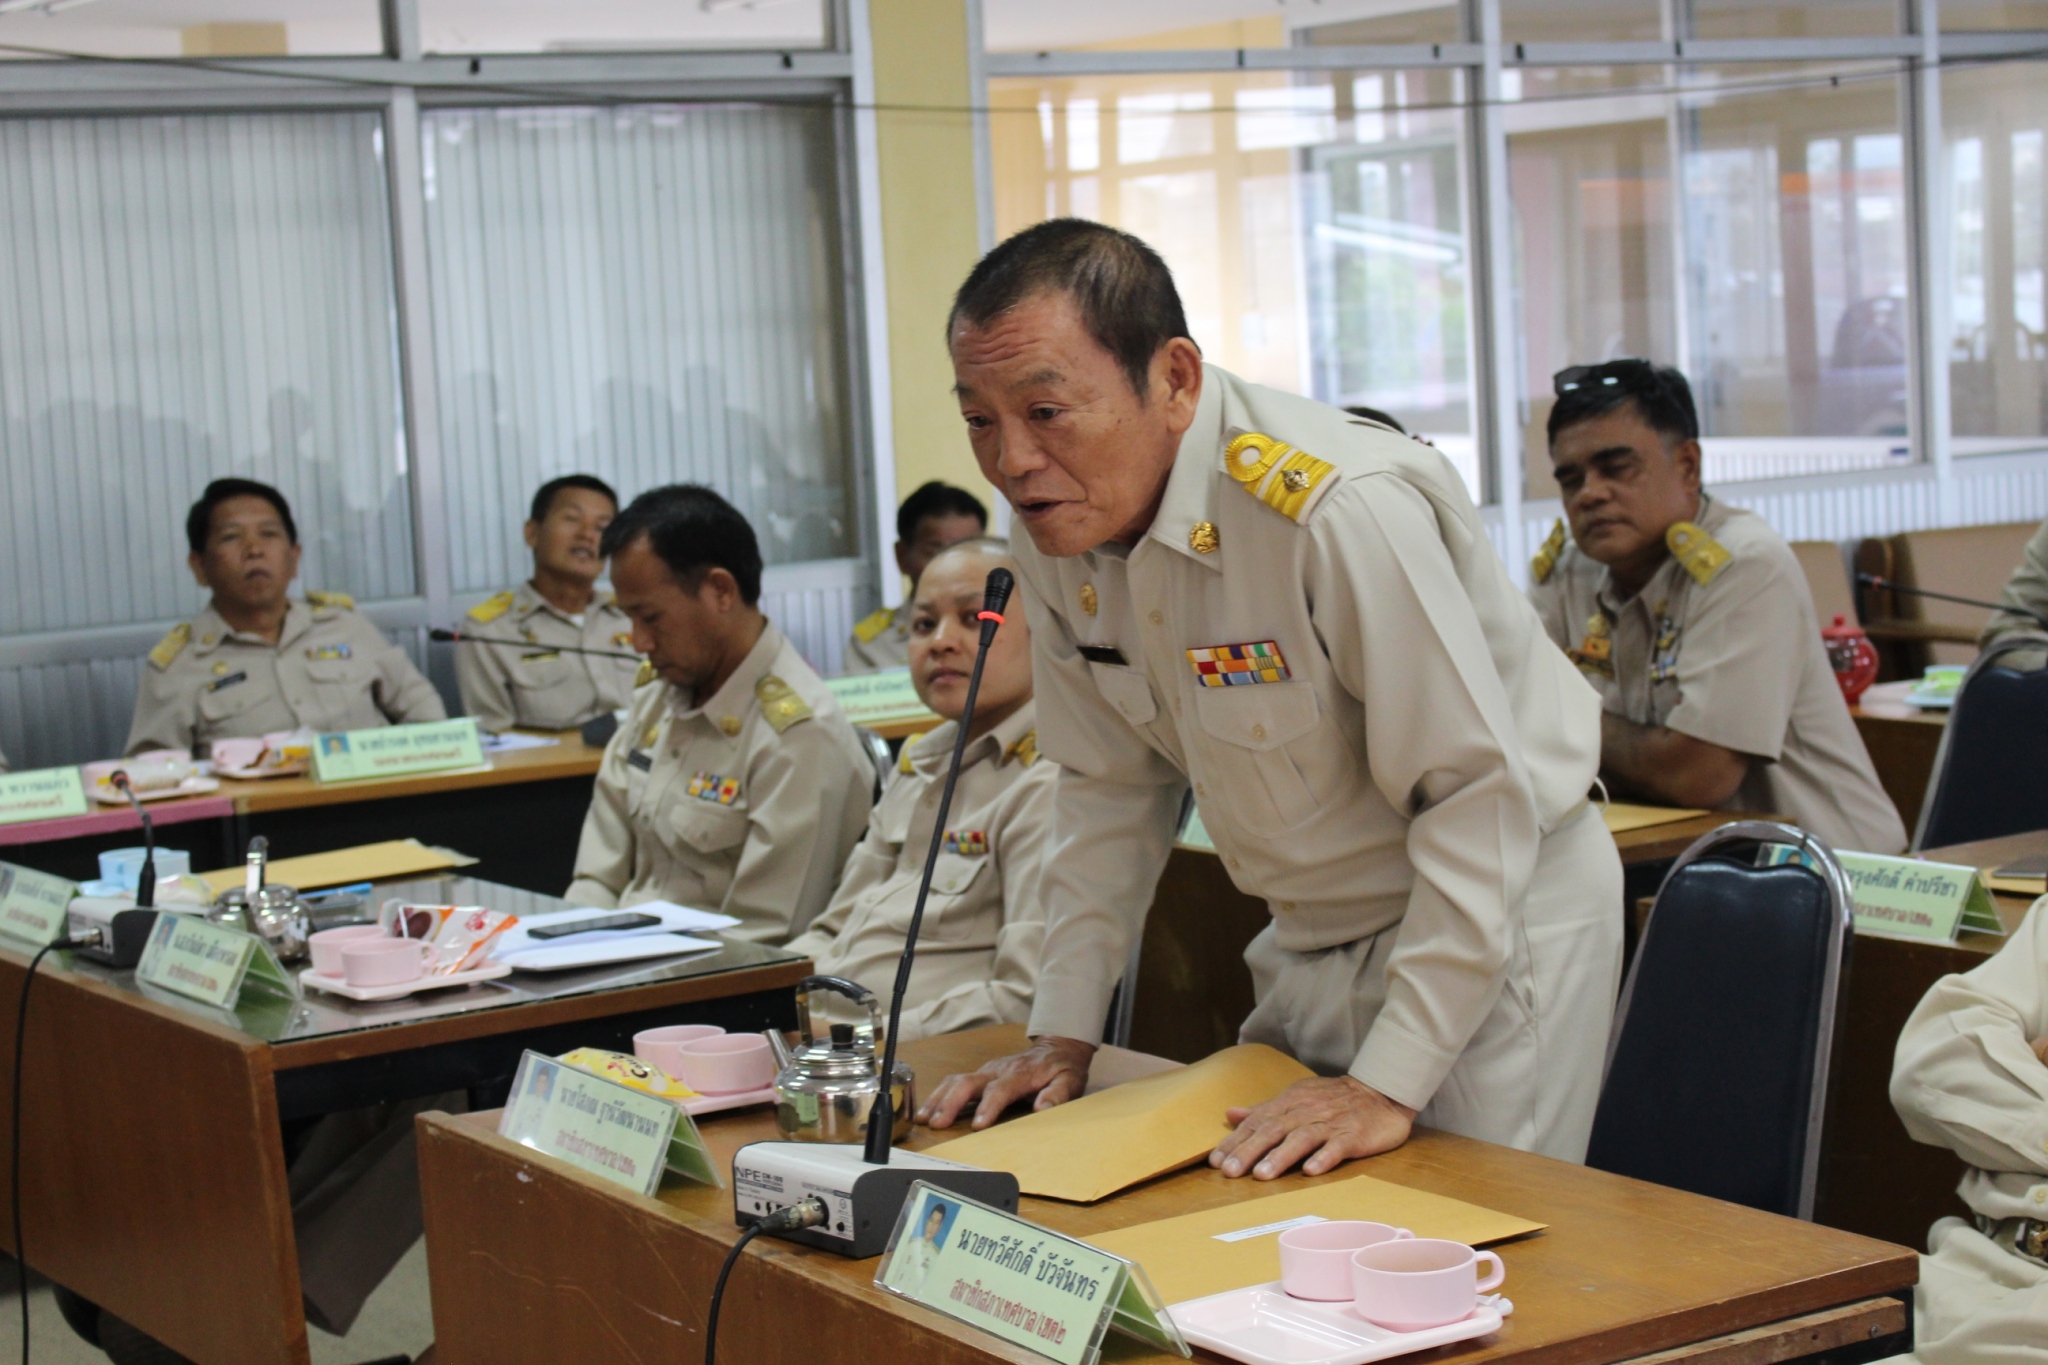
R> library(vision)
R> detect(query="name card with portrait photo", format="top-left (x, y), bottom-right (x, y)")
top-left (311, 719), bottom-right (485, 784)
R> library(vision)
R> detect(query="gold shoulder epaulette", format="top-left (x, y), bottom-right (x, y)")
top-left (898, 745), bottom-right (916, 774)
top-left (1667, 521), bottom-right (1732, 587)
top-left (852, 606), bottom-right (896, 644)
top-left (147, 623), bottom-right (191, 671)
top-left (1224, 431), bottom-right (1339, 525)
top-left (468, 590), bottom-right (515, 624)
top-left (634, 660), bottom-right (659, 688)
top-left (1531, 519), bottom-right (1567, 584)
top-left (756, 675), bottom-right (813, 733)
top-left (305, 590), bottom-right (355, 611)
top-left (1005, 729), bottom-right (1040, 768)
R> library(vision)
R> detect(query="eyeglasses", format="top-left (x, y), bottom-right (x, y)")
top-left (1553, 358), bottom-right (1660, 398)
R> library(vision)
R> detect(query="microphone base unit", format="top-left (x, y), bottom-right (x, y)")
top-left (732, 1140), bottom-right (1019, 1259)
top-left (64, 899), bottom-right (166, 969)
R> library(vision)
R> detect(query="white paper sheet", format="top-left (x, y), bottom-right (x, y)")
top-left (494, 932), bottom-right (724, 971)
top-left (490, 902), bottom-right (740, 960)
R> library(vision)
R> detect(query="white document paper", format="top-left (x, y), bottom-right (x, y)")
top-left (494, 932), bottom-right (723, 972)
top-left (490, 902), bottom-right (740, 968)
top-left (481, 732), bottom-right (561, 753)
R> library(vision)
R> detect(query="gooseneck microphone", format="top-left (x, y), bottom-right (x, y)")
top-left (107, 770), bottom-right (156, 909)
top-left (429, 627), bottom-right (641, 661)
top-left (863, 567), bottom-right (1015, 1165)
top-left (1856, 573), bottom-right (2048, 632)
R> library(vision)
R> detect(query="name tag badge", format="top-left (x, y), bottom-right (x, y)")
top-left (521, 651), bottom-right (562, 664)
top-left (1077, 645), bottom-right (1129, 668)
top-left (627, 750), bottom-right (654, 772)
top-left (876, 1182), bottom-right (1186, 1364)
top-left (207, 671), bottom-right (248, 693)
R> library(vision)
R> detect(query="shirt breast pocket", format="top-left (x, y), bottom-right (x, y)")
top-left (669, 800), bottom-right (750, 857)
top-left (197, 677), bottom-right (264, 724)
top-left (1088, 662), bottom-right (1158, 728)
top-left (923, 851), bottom-right (991, 942)
top-left (1193, 683), bottom-right (1323, 834)
top-left (513, 654), bottom-right (573, 690)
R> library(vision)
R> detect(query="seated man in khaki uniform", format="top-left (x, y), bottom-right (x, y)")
top-left (1982, 515), bottom-right (2048, 646)
top-left (843, 480), bottom-right (988, 674)
top-left (1889, 901), bottom-right (2048, 1365)
top-left (127, 479), bottom-right (445, 756)
top-left (1528, 361), bottom-right (1905, 855)
top-left (789, 538), bottom-right (1055, 1039)
top-left (567, 485), bottom-right (873, 944)
top-left (454, 474), bottom-right (643, 732)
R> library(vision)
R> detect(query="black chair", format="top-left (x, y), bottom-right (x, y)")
top-left (1913, 632), bottom-right (2048, 851)
top-left (1585, 821), bottom-right (1854, 1219)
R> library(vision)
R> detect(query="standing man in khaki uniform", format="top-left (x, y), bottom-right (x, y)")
top-left (921, 220), bottom-right (1622, 1173)
top-left (790, 538), bottom-right (1056, 1039)
top-left (1528, 361), bottom-right (1905, 855)
top-left (1982, 516), bottom-right (2048, 645)
top-left (127, 479), bottom-right (445, 756)
top-left (567, 485), bottom-right (873, 944)
top-left (454, 474), bottom-right (643, 732)
top-left (843, 481), bottom-right (988, 674)
top-left (1889, 902), bottom-right (2048, 1365)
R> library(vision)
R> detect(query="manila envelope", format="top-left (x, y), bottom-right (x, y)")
top-left (1087, 1174), bottom-right (1546, 1307)
top-left (1602, 802), bottom-right (1706, 834)
top-left (923, 1043), bottom-right (1313, 1203)
top-left (201, 838), bottom-right (474, 895)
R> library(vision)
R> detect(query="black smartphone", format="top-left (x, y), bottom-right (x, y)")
top-left (528, 912), bottom-right (664, 940)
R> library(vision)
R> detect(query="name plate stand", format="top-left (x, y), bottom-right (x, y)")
top-left (822, 669), bottom-right (939, 728)
top-left (135, 915), bottom-right (300, 1009)
top-left (1833, 851), bottom-right (2007, 942)
top-left (312, 718), bottom-right (486, 784)
top-left (497, 1051), bottom-right (722, 1197)
top-left (0, 863), bottom-right (78, 947)
top-left (876, 1182), bottom-right (1187, 1365)
top-left (0, 767), bottom-right (88, 828)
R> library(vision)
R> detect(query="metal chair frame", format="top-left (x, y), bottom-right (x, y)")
top-left (1911, 630), bottom-right (2048, 852)
top-left (1601, 819), bottom-right (1856, 1220)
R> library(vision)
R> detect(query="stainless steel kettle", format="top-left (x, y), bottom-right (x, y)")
top-left (767, 975), bottom-right (912, 1144)
top-left (207, 836), bottom-right (310, 963)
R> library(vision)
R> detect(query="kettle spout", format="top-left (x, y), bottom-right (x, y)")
top-left (763, 1028), bottom-right (793, 1071)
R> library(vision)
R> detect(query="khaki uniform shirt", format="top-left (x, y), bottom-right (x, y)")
top-left (1983, 516), bottom-right (2048, 646)
top-left (1892, 902), bottom-right (2048, 1226)
top-left (1016, 364), bottom-right (1605, 1109)
top-left (843, 605), bottom-right (910, 675)
top-left (1529, 496), bottom-right (1907, 855)
top-left (565, 624), bottom-right (874, 944)
top-left (453, 582), bottom-right (641, 732)
top-left (126, 597), bottom-right (446, 756)
top-left (787, 702), bottom-right (1055, 1041)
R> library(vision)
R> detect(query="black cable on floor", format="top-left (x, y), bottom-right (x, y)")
top-left (12, 939), bottom-right (64, 1365)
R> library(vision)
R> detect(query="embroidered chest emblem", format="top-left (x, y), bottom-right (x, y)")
top-left (1570, 613), bottom-right (1614, 677)
top-left (307, 644), bottom-right (353, 661)
top-left (686, 773), bottom-right (741, 805)
top-left (943, 830), bottom-right (989, 856)
top-left (1650, 607), bottom-right (1682, 683)
top-left (1187, 641), bottom-right (1291, 686)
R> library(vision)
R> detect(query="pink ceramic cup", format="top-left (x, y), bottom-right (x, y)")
top-left (309, 925), bottom-right (387, 977)
top-left (633, 1024), bottom-right (726, 1078)
top-left (674, 1034), bottom-right (775, 1094)
top-left (340, 938), bottom-right (435, 987)
top-left (1350, 1238), bottom-right (1505, 1333)
top-left (209, 737), bottom-right (266, 771)
top-left (1277, 1221), bottom-right (1415, 1301)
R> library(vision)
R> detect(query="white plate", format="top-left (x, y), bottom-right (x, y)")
top-left (679, 1084), bottom-right (777, 1117)
top-left (90, 776), bottom-right (222, 805)
top-left (1167, 1284), bottom-right (1507, 1365)
top-left (213, 761), bottom-right (309, 781)
top-left (300, 961), bottom-right (513, 1001)
top-left (1903, 689), bottom-right (1956, 710)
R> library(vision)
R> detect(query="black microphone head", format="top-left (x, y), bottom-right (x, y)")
top-left (429, 627), bottom-right (459, 642)
top-left (982, 567), bottom-right (1015, 617)
top-left (109, 769), bottom-right (131, 792)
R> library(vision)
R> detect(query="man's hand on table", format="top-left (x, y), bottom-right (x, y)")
top-left (917, 1036), bottom-right (1098, 1130)
top-left (1212, 1076), bottom-right (1417, 1180)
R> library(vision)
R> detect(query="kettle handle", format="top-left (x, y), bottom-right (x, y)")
top-left (794, 974), bottom-right (882, 1050)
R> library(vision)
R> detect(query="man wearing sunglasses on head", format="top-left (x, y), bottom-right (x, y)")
top-left (1529, 360), bottom-right (1905, 855)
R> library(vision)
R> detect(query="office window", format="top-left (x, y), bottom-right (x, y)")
top-left (418, 0), bottom-right (828, 54)
top-left (1941, 0), bottom-right (2048, 28)
top-left (0, 111), bottom-right (411, 637)
top-left (1501, 0), bottom-right (1662, 43)
top-left (0, 0), bottom-right (381, 59)
top-left (1690, 0), bottom-right (1895, 39)
top-left (1946, 60), bottom-right (2048, 451)
top-left (421, 103), bottom-right (857, 594)
top-left (992, 70), bottom-right (1481, 499)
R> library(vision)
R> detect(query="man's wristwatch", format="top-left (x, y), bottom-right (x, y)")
top-left (1976, 1213), bottom-right (2048, 1265)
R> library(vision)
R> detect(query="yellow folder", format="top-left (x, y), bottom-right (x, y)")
top-left (200, 838), bottom-right (474, 895)
top-left (1602, 802), bottom-right (1707, 833)
top-left (1086, 1174), bottom-right (1547, 1307)
top-left (923, 1044), bottom-right (1315, 1203)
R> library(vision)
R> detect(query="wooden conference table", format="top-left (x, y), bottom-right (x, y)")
top-left (0, 874), bottom-right (808, 1365)
top-left (0, 731), bottom-right (607, 894)
top-left (418, 1024), bottom-right (1915, 1365)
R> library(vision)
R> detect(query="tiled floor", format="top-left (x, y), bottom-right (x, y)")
top-left (0, 1241), bottom-right (434, 1365)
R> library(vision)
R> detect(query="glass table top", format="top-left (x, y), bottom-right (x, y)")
top-left (55, 876), bottom-right (805, 1048)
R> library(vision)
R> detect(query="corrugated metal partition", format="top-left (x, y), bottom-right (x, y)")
top-left (421, 102), bottom-right (858, 589)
